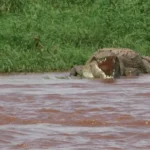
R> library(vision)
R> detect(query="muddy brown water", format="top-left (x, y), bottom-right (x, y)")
top-left (0, 73), bottom-right (150, 150)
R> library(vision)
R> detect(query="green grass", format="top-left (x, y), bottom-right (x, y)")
top-left (0, 0), bottom-right (150, 72)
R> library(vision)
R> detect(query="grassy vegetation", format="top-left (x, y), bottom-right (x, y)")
top-left (0, 0), bottom-right (150, 72)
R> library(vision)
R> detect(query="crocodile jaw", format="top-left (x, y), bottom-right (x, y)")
top-left (82, 56), bottom-right (117, 79)
top-left (82, 66), bottom-right (94, 78)
top-left (82, 62), bottom-right (114, 79)
top-left (96, 56), bottom-right (116, 78)
top-left (82, 71), bottom-right (94, 78)
top-left (94, 64), bottom-right (114, 79)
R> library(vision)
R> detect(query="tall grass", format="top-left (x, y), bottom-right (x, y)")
top-left (0, 0), bottom-right (150, 72)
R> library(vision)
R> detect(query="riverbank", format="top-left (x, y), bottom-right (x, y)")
top-left (0, 0), bottom-right (150, 72)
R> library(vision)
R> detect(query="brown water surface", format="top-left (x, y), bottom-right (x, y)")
top-left (0, 73), bottom-right (150, 150)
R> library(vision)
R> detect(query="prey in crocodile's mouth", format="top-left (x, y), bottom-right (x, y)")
top-left (96, 56), bottom-right (116, 78)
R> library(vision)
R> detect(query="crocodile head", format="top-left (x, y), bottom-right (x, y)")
top-left (89, 51), bottom-right (121, 79)
top-left (70, 51), bottom-right (122, 79)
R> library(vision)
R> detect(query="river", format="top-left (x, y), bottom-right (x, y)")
top-left (0, 73), bottom-right (150, 150)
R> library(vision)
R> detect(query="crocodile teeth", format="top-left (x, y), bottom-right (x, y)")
top-left (98, 57), bottom-right (107, 63)
top-left (112, 69), bottom-right (115, 76)
top-left (95, 64), bottom-right (113, 79)
top-left (103, 74), bottom-right (113, 79)
top-left (113, 58), bottom-right (115, 63)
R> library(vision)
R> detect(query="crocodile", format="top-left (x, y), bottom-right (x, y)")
top-left (70, 48), bottom-right (150, 79)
